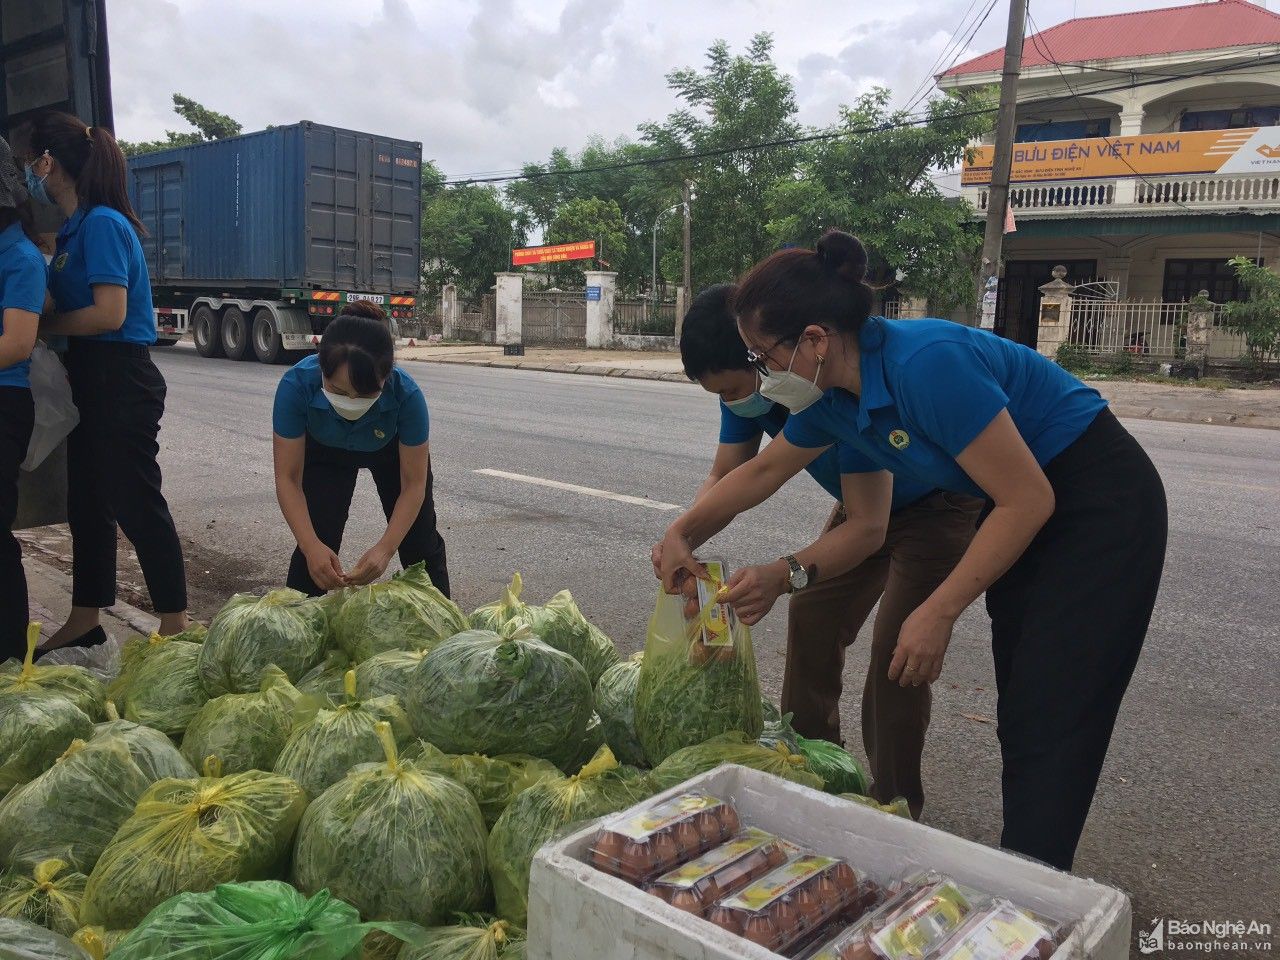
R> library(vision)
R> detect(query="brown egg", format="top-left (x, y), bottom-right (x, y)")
top-left (840, 941), bottom-right (877, 960)
top-left (764, 843), bottom-right (788, 870)
top-left (770, 898), bottom-right (801, 941)
top-left (619, 839), bottom-right (655, 880)
top-left (687, 641), bottom-right (712, 667)
top-left (652, 830), bottom-right (680, 870)
top-left (699, 877), bottom-right (721, 905)
top-left (718, 805), bottom-right (741, 837)
top-left (795, 885), bottom-right (825, 925)
top-left (712, 644), bottom-right (739, 664)
top-left (708, 906), bottom-right (742, 935)
top-left (592, 830), bottom-right (625, 869)
top-left (743, 915), bottom-right (778, 947)
top-left (816, 873), bottom-right (842, 910)
top-left (670, 889), bottom-right (703, 915)
top-left (695, 810), bottom-right (722, 847)
top-left (832, 862), bottom-right (859, 894)
top-left (1036, 938), bottom-right (1057, 960)
top-left (674, 818), bottom-right (702, 854)
top-left (647, 884), bottom-right (673, 903)
top-left (683, 595), bottom-right (701, 620)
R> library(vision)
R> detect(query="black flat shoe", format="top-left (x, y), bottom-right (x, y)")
top-left (35, 625), bottom-right (109, 659)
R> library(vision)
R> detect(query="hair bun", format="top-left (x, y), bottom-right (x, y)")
top-left (816, 230), bottom-right (868, 284)
top-left (340, 300), bottom-right (387, 322)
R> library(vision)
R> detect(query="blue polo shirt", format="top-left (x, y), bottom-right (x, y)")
top-left (48, 206), bottom-right (156, 345)
top-left (719, 399), bottom-right (933, 511)
top-left (783, 318), bottom-right (1107, 499)
top-left (0, 223), bottom-right (46, 388)
top-left (273, 353), bottom-right (429, 452)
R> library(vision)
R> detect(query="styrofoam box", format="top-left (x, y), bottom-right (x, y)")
top-left (528, 765), bottom-right (1131, 960)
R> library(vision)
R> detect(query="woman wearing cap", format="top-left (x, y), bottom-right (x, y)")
top-left (0, 136), bottom-right (45, 661)
top-left (25, 112), bottom-right (188, 651)
top-left (272, 300), bottom-right (449, 596)
top-left (656, 230), bottom-right (1167, 871)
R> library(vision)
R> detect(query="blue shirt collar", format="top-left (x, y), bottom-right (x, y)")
top-left (854, 317), bottom-right (893, 432)
top-left (57, 208), bottom-right (87, 242)
top-left (0, 221), bottom-right (27, 255)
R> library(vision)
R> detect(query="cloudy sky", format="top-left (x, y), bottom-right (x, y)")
top-left (109, 0), bottom-right (1203, 181)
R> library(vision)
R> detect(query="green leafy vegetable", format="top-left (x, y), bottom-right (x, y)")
top-left (107, 633), bottom-right (208, 737)
top-left (1, 626), bottom-right (105, 721)
top-left (0, 694), bottom-right (94, 799)
top-left (838, 793), bottom-right (912, 818)
top-left (353, 649), bottom-right (429, 703)
top-left (81, 761), bottom-right (306, 929)
top-left (0, 860), bottom-right (87, 938)
top-left (331, 562), bottom-right (468, 663)
top-left (295, 650), bottom-right (354, 708)
top-left (402, 742), bottom-right (561, 831)
top-left (179, 668), bottom-right (301, 775)
top-left (758, 704), bottom-right (800, 753)
top-left (796, 735), bottom-right (869, 796)
top-left (291, 723), bottom-right (490, 927)
top-left (487, 748), bottom-right (655, 926)
top-left (398, 915), bottom-right (527, 960)
top-left (198, 590), bottom-right (328, 695)
top-left (634, 591), bottom-right (762, 765)
top-left (405, 627), bottom-right (592, 766)
top-left (593, 655), bottom-right (645, 767)
top-left (90, 713), bottom-right (196, 783)
top-left (650, 732), bottom-right (824, 792)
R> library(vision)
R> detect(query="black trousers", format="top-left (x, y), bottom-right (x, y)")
top-left (285, 432), bottom-right (449, 598)
top-left (64, 340), bottom-right (187, 612)
top-left (0, 386), bottom-right (34, 661)
top-left (985, 408), bottom-right (1167, 870)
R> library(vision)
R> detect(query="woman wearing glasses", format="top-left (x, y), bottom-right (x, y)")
top-left (656, 231), bottom-right (1167, 871)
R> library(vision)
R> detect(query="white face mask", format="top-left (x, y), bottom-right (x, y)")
top-left (323, 388), bottom-right (379, 421)
top-left (758, 340), bottom-right (824, 413)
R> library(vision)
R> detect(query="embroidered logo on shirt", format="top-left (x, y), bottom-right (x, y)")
top-left (374, 428), bottom-right (386, 439)
top-left (888, 429), bottom-right (910, 450)
top-left (53, 253), bottom-right (68, 271)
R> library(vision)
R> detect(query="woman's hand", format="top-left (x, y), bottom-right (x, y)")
top-left (721, 561), bottom-right (789, 626)
top-left (888, 602), bottom-right (957, 686)
top-left (348, 545), bottom-right (394, 586)
top-left (304, 544), bottom-right (348, 592)
top-left (655, 525), bottom-right (708, 594)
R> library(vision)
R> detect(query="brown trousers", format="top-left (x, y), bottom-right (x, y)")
top-left (781, 491), bottom-right (982, 818)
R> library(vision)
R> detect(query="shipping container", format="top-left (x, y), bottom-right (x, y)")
top-left (126, 122), bottom-right (423, 362)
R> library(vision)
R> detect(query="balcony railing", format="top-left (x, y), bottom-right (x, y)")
top-left (966, 172), bottom-right (1280, 216)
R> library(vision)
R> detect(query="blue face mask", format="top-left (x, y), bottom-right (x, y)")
top-left (24, 163), bottom-right (53, 207)
top-left (724, 375), bottom-right (776, 419)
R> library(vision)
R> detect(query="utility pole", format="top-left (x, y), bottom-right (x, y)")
top-left (976, 0), bottom-right (1027, 337)
top-left (682, 179), bottom-right (693, 301)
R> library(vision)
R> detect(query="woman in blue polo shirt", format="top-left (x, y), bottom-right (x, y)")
top-left (657, 231), bottom-right (1167, 871)
top-left (273, 300), bottom-right (448, 597)
top-left (25, 112), bottom-right (188, 651)
top-left (0, 136), bottom-right (44, 661)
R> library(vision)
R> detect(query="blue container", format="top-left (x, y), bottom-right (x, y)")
top-left (127, 122), bottom-right (422, 295)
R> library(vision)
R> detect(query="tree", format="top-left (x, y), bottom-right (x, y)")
top-left (420, 162), bottom-right (526, 305)
top-left (119, 94), bottom-right (243, 157)
top-left (1220, 257), bottom-right (1280, 364)
top-left (544, 197), bottom-right (628, 287)
top-left (765, 88), bottom-right (992, 316)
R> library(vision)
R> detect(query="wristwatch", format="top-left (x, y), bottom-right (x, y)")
top-left (782, 555), bottom-right (809, 592)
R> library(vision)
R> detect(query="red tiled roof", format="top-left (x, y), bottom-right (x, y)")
top-left (942, 0), bottom-right (1280, 77)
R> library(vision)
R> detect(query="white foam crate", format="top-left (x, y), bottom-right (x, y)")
top-left (528, 764), bottom-right (1130, 960)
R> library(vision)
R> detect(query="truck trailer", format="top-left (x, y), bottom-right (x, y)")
top-left (127, 122), bottom-right (422, 363)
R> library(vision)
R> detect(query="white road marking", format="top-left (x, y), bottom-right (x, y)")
top-left (474, 468), bottom-right (681, 511)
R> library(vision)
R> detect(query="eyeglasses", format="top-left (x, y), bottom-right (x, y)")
top-left (744, 335), bottom-right (791, 376)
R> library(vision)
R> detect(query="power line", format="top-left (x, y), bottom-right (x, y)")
top-left (901, 0), bottom-right (994, 115)
top-left (906, 0), bottom-right (1003, 116)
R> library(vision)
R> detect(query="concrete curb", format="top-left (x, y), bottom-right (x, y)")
top-left (1109, 404), bottom-right (1280, 431)
top-left (24, 555), bottom-right (159, 638)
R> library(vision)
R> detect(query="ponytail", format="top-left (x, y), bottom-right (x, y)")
top-left (28, 112), bottom-right (145, 234)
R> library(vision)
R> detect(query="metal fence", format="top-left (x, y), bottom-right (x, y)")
top-left (454, 294), bottom-right (496, 343)
top-left (614, 299), bottom-right (677, 336)
top-left (523, 289), bottom-right (587, 345)
top-left (880, 300), bottom-right (926, 320)
top-left (1063, 297), bottom-right (1269, 362)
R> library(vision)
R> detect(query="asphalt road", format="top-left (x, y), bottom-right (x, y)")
top-left (151, 345), bottom-right (1278, 948)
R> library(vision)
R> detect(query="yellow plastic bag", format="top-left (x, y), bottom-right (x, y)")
top-left (179, 667), bottom-right (302, 774)
top-left (399, 915), bottom-right (527, 960)
top-left (650, 732), bottom-right (825, 792)
top-left (70, 927), bottom-right (130, 960)
top-left (80, 757), bottom-right (306, 929)
top-left (0, 625), bottom-right (105, 720)
top-left (402, 741), bottom-right (561, 831)
top-left (0, 859), bottom-right (87, 938)
top-left (107, 630), bottom-right (208, 737)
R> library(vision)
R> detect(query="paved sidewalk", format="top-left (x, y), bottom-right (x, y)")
top-left (24, 553), bottom-right (157, 651)
top-left (399, 343), bottom-right (1280, 429)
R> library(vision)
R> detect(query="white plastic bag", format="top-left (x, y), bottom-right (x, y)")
top-left (22, 344), bottom-right (78, 473)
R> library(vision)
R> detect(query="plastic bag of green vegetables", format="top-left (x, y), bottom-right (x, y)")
top-left (353, 648), bottom-right (428, 703)
top-left (1, 626), bottom-right (105, 721)
top-left (332, 562), bottom-right (468, 663)
top-left (180, 667), bottom-right (301, 774)
top-left (839, 793), bottom-right (912, 818)
top-left (405, 626), bottom-right (592, 766)
top-left (291, 723), bottom-right (490, 927)
top-left (634, 579), bottom-right (763, 766)
top-left (402, 742), bottom-right (560, 831)
top-left (0, 694), bottom-right (94, 799)
top-left (487, 747), bottom-right (655, 926)
top-left (104, 880), bottom-right (426, 960)
top-left (758, 703), bottom-right (800, 753)
top-left (198, 590), bottom-right (328, 695)
top-left (296, 650), bottom-right (354, 708)
top-left (70, 927), bottom-right (129, 959)
top-left (650, 732), bottom-right (825, 792)
top-left (0, 728), bottom-right (193, 875)
top-left (399, 915), bottom-right (526, 960)
top-left (593, 654), bottom-right (645, 767)
top-left (0, 918), bottom-right (92, 960)
top-left (0, 860), bottom-right (87, 937)
top-left (81, 758), bottom-right (306, 929)
top-left (106, 632), bottom-right (207, 737)
top-left (90, 708), bottom-right (196, 781)
top-left (795, 735), bottom-right (869, 796)
top-left (549, 712), bottom-right (606, 776)
top-left (274, 671), bottom-right (411, 799)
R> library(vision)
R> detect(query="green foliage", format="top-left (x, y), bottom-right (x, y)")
top-left (545, 197), bottom-right (628, 288)
top-left (119, 94), bottom-right (242, 157)
top-left (1221, 256), bottom-right (1280, 362)
top-left (421, 163), bottom-right (527, 305)
top-left (1096, 351), bottom-right (1136, 376)
top-left (1054, 343), bottom-right (1093, 374)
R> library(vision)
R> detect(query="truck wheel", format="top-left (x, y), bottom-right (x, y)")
top-left (221, 306), bottom-right (251, 361)
top-left (252, 308), bottom-right (287, 364)
top-left (192, 304), bottom-right (224, 358)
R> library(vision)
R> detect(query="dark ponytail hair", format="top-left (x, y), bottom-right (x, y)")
top-left (732, 230), bottom-right (874, 344)
top-left (318, 301), bottom-right (395, 395)
top-left (28, 112), bottom-right (145, 234)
